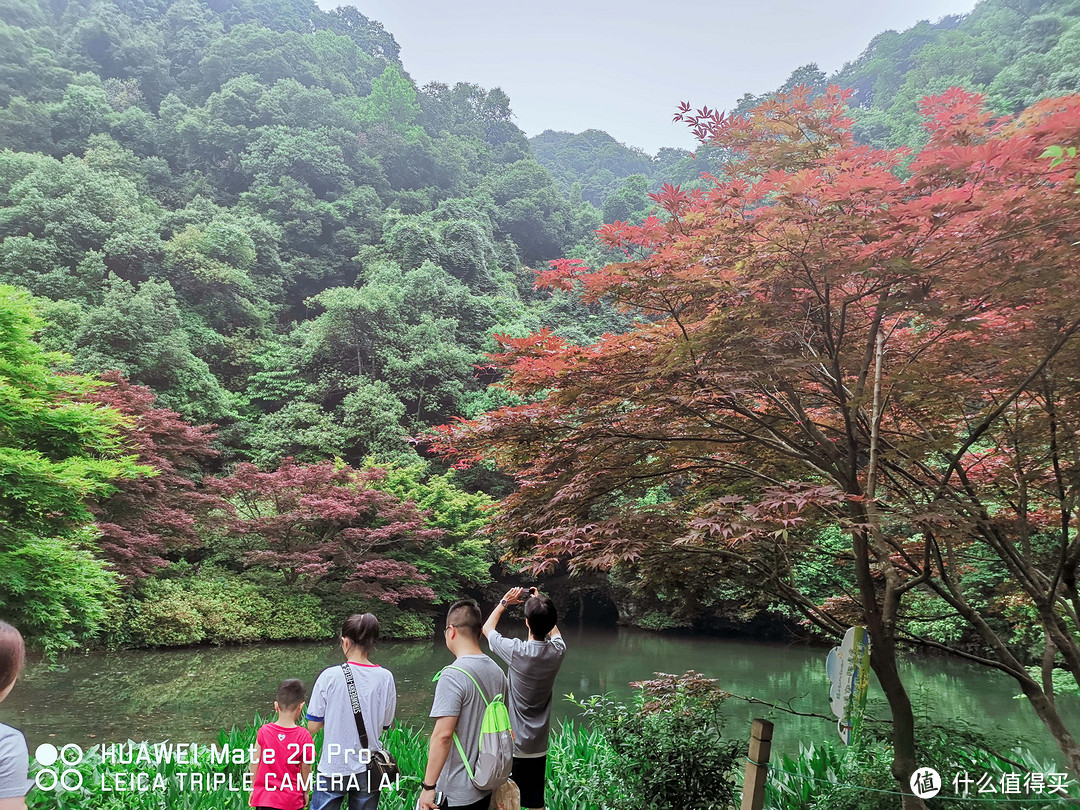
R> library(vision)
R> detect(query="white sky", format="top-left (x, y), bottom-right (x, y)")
top-left (317, 0), bottom-right (981, 154)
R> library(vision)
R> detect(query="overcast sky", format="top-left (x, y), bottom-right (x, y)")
top-left (317, 0), bottom-right (981, 154)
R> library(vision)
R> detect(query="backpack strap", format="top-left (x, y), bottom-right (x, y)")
top-left (433, 664), bottom-right (498, 782)
top-left (444, 665), bottom-right (493, 705)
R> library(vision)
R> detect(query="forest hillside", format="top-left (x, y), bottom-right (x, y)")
top-left (0, 0), bottom-right (629, 649)
top-left (3, 0), bottom-right (1080, 652)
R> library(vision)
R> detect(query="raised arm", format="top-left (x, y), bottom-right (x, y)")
top-left (482, 587), bottom-right (525, 639)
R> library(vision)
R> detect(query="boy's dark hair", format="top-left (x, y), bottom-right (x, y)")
top-left (341, 613), bottom-right (379, 653)
top-left (276, 678), bottom-right (305, 710)
top-left (0, 621), bottom-right (25, 694)
top-left (525, 595), bottom-right (558, 638)
top-left (446, 599), bottom-right (482, 642)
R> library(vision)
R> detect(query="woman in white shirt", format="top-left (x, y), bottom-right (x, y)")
top-left (306, 614), bottom-right (397, 810)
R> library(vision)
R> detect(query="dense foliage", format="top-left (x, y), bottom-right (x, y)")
top-left (0, 0), bottom-right (633, 650)
top-left (86, 371), bottom-right (219, 580)
top-left (0, 285), bottom-right (144, 654)
top-left (0, 0), bottom-right (613, 458)
top-left (2, 291), bottom-right (492, 650)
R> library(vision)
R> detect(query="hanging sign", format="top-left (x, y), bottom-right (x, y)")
top-left (826, 625), bottom-right (872, 745)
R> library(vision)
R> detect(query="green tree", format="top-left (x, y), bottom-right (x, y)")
top-left (0, 285), bottom-right (145, 652)
top-left (363, 460), bottom-right (494, 601)
top-left (71, 277), bottom-right (238, 424)
top-left (601, 174), bottom-right (652, 224)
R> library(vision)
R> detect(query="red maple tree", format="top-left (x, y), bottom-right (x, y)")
top-left (434, 87), bottom-right (1080, 798)
top-left (87, 372), bottom-right (221, 581)
top-left (206, 459), bottom-right (441, 603)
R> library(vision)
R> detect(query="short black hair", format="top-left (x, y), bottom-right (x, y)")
top-left (276, 678), bottom-right (305, 710)
top-left (0, 621), bottom-right (25, 694)
top-left (447, 599), bottom-right (482, 642)
top-left (341, 613), bottom-right (379, 653)
top-left (525, 595), bottom-right (557, 638)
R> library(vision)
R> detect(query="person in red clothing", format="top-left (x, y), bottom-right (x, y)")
top-left (250, 678), bottom-right (316, 810)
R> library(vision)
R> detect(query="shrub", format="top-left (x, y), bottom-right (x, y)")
top-left (572, 670), bottom-right (743, 810)
top-left (123, 567), bottom-right (436, 648)
top-left (128, 579), bottom-right (205, 647)
top-left (382, 610), bottom-right (432, 639)
top-left (264, 591), bottom-right (333, 640)
top-left (127, 569), bottom-right (319, 646)
top-left (316, 591), bottom-right (433, 640)
top-left (0, 528), bottom-right (122, 656)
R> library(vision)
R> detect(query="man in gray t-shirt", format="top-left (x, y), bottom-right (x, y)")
top-left (419, 600), bottom-right (507, 810)
top-left (482, 588), bottom-right (566, 810)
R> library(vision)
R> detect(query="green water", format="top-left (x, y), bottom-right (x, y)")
top-left (2, 626), bottom-right (1076, 768)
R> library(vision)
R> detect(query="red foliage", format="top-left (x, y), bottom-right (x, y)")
top-left (534, 258), bottom-right (589, 292)
top-left (434, 88), bottom-right (1080, 598)
top-left (86, 373), bottom-right (221, 581)
top-left (206, 459), bottom-right (441, 602)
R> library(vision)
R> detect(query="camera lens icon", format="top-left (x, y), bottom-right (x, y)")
top-left (34, 742), bottom-right (84, 792)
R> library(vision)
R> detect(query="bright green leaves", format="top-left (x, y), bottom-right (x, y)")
top-left (1041, 143), bottom-right (1080, 187)
top-left (0, 527), bottom-right (121, 658)
top-left (364, 460), bottom-right (495, 600)
top-left (0, 286), bottom-right (145, 651)
top-left (0, 286), bottom-right (142, 529)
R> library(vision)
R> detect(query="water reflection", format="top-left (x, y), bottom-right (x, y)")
top-left (1, 626), bottom-right (1074, 764)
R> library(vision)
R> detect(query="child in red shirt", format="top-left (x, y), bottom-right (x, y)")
top-left (250, 678), bottom-right (316, 810)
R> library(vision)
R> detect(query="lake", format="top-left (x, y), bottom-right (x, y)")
top-left (2, 625), bottom-right (1076, 768)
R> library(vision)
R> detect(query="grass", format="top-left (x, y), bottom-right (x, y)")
top-left (28, 715), bottom-right (1077, 810)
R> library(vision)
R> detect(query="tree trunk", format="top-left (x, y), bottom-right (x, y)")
top-left (853, 517), bottom-right (926, 809)
top-left (858, 328), bottom-right (926, 807)
top-left (1019, 677), bottom-right (1080, 778)
top-left (866, 620), bottom-right (927, 810)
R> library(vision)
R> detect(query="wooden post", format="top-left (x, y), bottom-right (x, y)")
top-left (740, 718), bottom-right (773, 810)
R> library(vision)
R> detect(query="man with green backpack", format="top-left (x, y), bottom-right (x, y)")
top-left (419, 600), bottom-right (512, 810)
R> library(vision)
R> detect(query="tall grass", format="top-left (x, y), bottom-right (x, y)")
top-left (26, 714), bottom-right (425, 810)
top-left (546, 721), bottom-right (623, 810)
top-left (765, 738), bottom-right (1078, 810)
top-left (31, 715), bottom-right (1072, 810)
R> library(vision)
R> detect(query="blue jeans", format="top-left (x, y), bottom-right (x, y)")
top-left (309, 773), bottom-right (379, 810)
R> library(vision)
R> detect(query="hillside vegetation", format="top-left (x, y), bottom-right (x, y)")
top-left (0, 0), bottom-right (630, 649)
top-left (0, 0), bottom-right (619, 460)
top-left (3, 0), bottom-right (1080, 653)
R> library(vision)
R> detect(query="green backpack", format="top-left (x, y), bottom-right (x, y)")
top-left (435, 665), bottom-right (514, 791)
